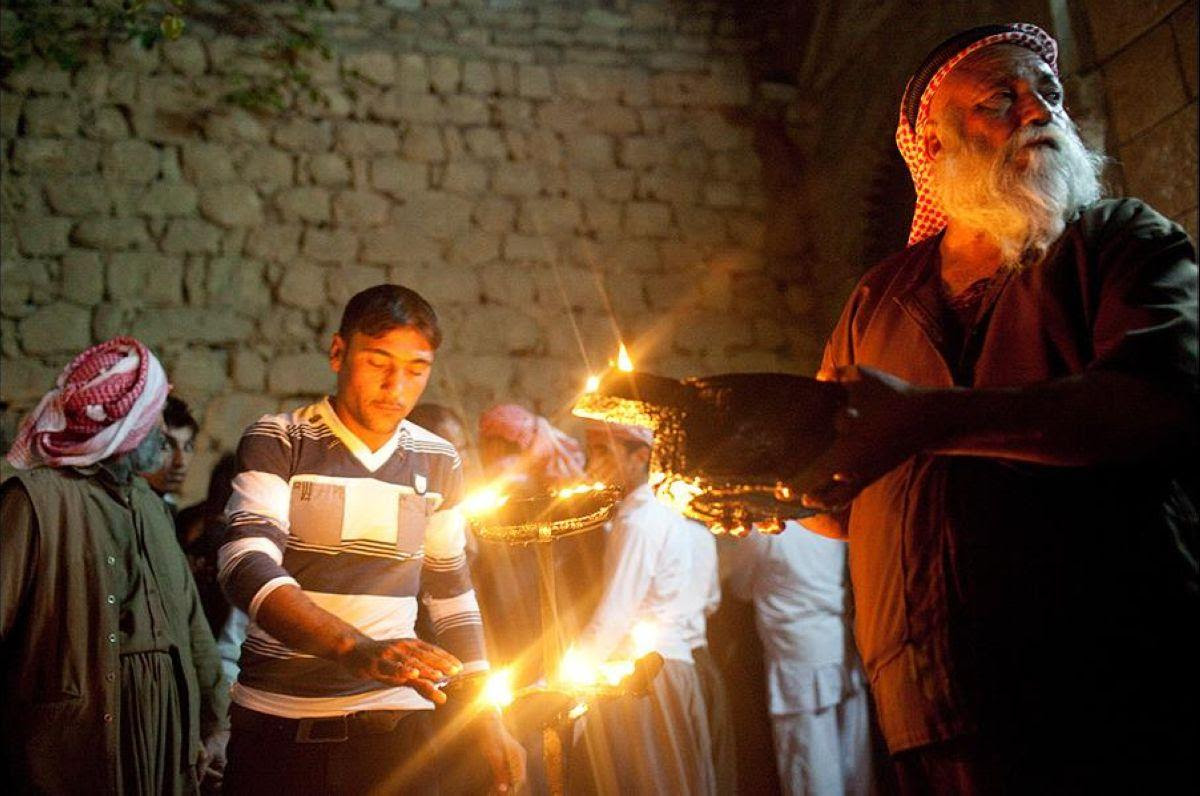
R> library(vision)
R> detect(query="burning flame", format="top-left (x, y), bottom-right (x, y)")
top-left (481, 668), bottom-right (514, 709)
top-left (616, 343), bottom-right (634, 372)
top-left (655, 476), bottom-right (702, 515)
top-left (459, 486), bottom-right (510, 517)
top-left (559, 625), bottom-right (653, 688)
top-left (560, 647), bottom-right (597, 686)
top-left (555, 481), bottom-right (608, 499)
top-left (598, 660), bottom-right (635, 686)
top-left (584, 374), bottom-right (600, 393)
top-left (631, 620), bottom-right (657, 658)
top-left (754, 518), bottom-right (784, 535)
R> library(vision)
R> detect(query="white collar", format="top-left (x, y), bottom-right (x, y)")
top-left (320, 396), bottom-right (406, 473)
top-left (616, 482), bottom-right (655, 517)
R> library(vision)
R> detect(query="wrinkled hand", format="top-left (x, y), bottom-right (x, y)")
top-left (341, 637), bottom-right (462, 703)
top-left (479, 713), bottom-right (527, 794)
top-left (196, 729), bottom-right (229, 789)
top-left (799, 365), bottom-right (941, 511)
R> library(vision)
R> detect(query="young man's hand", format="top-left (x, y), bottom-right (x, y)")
top-left (340, 637), bottom-right (462, 703)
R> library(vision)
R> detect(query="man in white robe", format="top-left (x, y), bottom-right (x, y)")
top-left (568, 421), bottom-right (716, 795)
top-left (725, 521), bottom-right (872, 796)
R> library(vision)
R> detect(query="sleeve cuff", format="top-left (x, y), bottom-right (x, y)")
top-left (248, 576), bottom-right (300, 621)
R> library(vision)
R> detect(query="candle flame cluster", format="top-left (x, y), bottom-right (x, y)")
top-left (482, 668), bottom-right (515, 709)
top-left (559, 619), bottom-right (656, 689)
top-left (459, 486), bottom-right (510, 517)
top-left (560, 652), bottom-right (636, 689)
top-left (462, 481), bottom-right (612, 519)
top-left (647, 473), bottom-right (703, 516)
top-left (578, 345), bottom-right (805, 540)
top-left (705, 517), bottom-right (786, 537)
top-left (555, 481), bottom-right (608, 499)
top-left (583, 342), bottom-right (634, 393)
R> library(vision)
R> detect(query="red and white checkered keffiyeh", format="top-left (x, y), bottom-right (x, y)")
top-left (478, 403), bottom-right (586, 483)
top-left (6, 337), bottom-right (169, 469)
top-left (896, 23), bottom-right (1059, 246)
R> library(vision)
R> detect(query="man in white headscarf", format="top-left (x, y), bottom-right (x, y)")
top-left (1, 337), bottom-right (229, 794)
top-left (569, 420), bottom-right (716, 795)
top-left (797, 23), bottom-right (1197, 793)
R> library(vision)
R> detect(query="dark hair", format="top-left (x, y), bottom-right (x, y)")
top-left (205, 452), bottom-right (239, 508)
top-left (338, 284), bottom-right (442, 349)
top-left (406, 403), bottom-right (464, 434)
top-left (163, 395), bottom-right (199, 435)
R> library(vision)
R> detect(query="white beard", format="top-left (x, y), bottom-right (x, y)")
top-left (932, 119), bottom-right (1105, 269)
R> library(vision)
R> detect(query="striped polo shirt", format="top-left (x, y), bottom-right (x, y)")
top-left (217, 397), bottom-right (487, 718)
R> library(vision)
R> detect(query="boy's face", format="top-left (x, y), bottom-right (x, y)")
top-left (330, 325), bottom-right (434, 449)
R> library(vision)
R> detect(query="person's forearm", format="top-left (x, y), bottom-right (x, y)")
top-left (253, 584), bottom-right (370, 665)
top-left (796, 511), bottom-right (849, 540)
top-left (929, 370), bottom-right (1196, 466)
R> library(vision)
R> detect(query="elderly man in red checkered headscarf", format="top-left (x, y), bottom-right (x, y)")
top-left (1, 337), bottom-right (230, 794)
top-left (792, 23), bottom-right (1197, 793)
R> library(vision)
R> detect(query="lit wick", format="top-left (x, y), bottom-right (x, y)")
top-left (616, 343), bottom-right (634, 372)
top-left (460, 486), bottom-right (510, 517)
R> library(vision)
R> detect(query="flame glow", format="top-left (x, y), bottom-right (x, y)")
top-left (560, 647), bottom-right (597, 686)
top-left (481, 669), bottom-right (514, 709)
top-left (555, 481), bottom-right (608, 499)
top-left (598, 660), bottom-right (635, 685)
top-left (631, 620), bottom-right (657, 658)
top-left (584, 374), bottom-right (600, 393)
top-left (654, 476), bottom-right (702, 515)
top-left (459, 486), bottom-right (510, 517)
top-left (617, 343), bottom-right (634, 372)
top-left (754, 518), bottom-right (784, 535)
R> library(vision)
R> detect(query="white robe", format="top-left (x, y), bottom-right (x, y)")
top-left (573, 484), bottom-right (716, 795)
top-left (724, 521), bottom-right (872, 796)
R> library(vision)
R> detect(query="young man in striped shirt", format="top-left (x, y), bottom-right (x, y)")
top-left (218, 284), bottom-right (525, 794)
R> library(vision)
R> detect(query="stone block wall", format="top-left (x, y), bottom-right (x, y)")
top-left (1081, 0), bottom-right (1198, 238)
top-left (1, 0), bottom-right (815, 503)
top-left (4, 1), bottom-right (1194, 502)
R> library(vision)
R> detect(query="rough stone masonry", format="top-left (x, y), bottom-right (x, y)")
top-left (6, 0), bottom-right (1191, 502)
top-left (1, 0), bottom-right (826, 502)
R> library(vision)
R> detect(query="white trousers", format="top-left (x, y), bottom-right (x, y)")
top-left (770, 687), bottom-right (872, 796)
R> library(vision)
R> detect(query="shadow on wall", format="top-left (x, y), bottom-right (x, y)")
top-left (861, 143), bottom-right (916, 266)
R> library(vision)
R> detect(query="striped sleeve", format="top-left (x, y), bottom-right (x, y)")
top-left (421, 464), bottom-right (487, 672)
top-left (218, 417), bottom-right (299, 619)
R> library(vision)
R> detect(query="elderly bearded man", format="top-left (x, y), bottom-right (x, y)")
top-left (796, 23), bottom-right (1198, 793)
top-left (217, 284), bottom-right (525, 794)
top-left (1, 337), bottom-right (230, 794)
